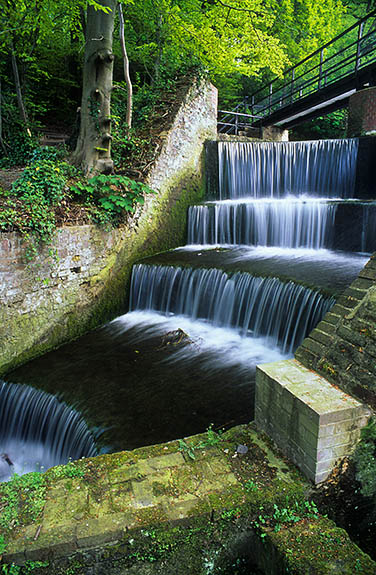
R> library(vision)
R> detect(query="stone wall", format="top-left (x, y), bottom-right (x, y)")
top-left (0, 79), bottom-right (218, 375)
top-left (295, 253), bottom-right (376, 410)
top-left (2, 424), bottom-right (375, 575)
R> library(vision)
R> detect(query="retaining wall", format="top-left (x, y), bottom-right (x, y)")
top-left (0, 79), bottom-right (218, 375)
top-left (295, 253), bottom-right (376, 410)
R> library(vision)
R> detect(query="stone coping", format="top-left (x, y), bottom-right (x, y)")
top-left (259, 359), bottom-right (366, 417)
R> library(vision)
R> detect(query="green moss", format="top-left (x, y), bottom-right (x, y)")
top-left (0, 166), bottom-right (204, 377)
top-left (271, 517), bottom-right (376, 574)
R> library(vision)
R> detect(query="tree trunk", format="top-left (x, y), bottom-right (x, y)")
top-left (10, 41), bottom-right (31, 137)
top-left (72, 0), bottom-right (116, 175)
top-left (118, 2), bottom-right (133, 129)
top-left (0, 78), bottom-right (8, 155)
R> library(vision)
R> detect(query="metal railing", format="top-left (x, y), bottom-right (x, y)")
top-left (243, 9), bottom-right (376, 127)
top-left (217, 104), bottom-right (262, 135)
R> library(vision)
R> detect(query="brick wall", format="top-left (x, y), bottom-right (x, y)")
top-left (295, 253), bottom-right (376, 410)
top-left (348, 87), bottom-right (376, 137)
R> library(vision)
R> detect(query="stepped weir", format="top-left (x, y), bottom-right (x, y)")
top-left (3, 138), bottom-right (372, 476)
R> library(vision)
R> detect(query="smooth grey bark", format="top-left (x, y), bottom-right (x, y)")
top-left (118, 2), bottom-right (132, 129)
top-left (10, 41), bottom-right (31, 137)
top-left (73, 0), bottom-right (117, 175)
top-left (0, 78), bottom-right (7, 155)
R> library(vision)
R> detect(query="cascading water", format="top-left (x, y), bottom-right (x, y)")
top-left (187, 199), bottom-right (337, 248)
top-left (5, 136), bottom-right (370, 455)
top-left (0, 381), bottom-right (97, 481)
top-left (130, 264), bottom-right (334, 353)
top-left (218, 140), bottom-right (359, 199)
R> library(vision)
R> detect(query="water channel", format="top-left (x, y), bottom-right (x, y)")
top-left (1, 139), bottom-right (372, 480)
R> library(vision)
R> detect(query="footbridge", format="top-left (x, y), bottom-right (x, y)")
top-left (218, 8), bottom-right (376, 133)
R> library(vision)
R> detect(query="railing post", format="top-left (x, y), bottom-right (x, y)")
top-left (235, 113), bottom-right (239, 136)
top-left (269, 83), bottom-right (273, 112)
top-left (318, 49), bottom-right (324, 89)
top-left (290, 68), bottom-right (295, 103)
top-left (356, 20), bottom-right (364, 73)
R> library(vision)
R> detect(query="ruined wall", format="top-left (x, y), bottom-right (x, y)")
top-left (0, 79), bottom-right (218, 375)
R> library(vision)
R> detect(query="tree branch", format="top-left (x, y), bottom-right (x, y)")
top-left (203, 0), bottom-right (265, 17)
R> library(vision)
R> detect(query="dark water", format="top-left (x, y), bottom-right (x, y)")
top-left (8, 310), bottom-right (285, 454)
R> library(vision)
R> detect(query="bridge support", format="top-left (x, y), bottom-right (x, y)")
top-left (348, 86), bottom-right (376, 137)
top-left (261, 125), bottom-right (289, 141)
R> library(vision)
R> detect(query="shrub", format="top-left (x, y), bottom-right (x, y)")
top-left (353, 418), bottom-right (376, 498)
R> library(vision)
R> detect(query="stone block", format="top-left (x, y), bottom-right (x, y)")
top-left (76, 516), bottom-right (125, 548)
top-left (255, 359), bottom-right (370, 483)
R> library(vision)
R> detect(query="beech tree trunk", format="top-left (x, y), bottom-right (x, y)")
top-left (118, 2), bottom-right (133, 129)
top-left (72, 0), bottom-right (117, 175)
top-left (10, 41), bottom-right (31, 137)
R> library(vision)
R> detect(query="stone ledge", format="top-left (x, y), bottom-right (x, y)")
top-left (255, 358), bottom-right (371, 483)
top-left (1, 424), bottom-right (375, 574)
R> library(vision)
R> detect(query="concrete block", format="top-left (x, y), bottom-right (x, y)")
top-left (255, 358), bottom-right (370, 483)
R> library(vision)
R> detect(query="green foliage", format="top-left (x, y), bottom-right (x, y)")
top-left (0, 131), bottom-right (39, 168)
top-left (0, 534), bottom-right (6, 554)
top-left (178, 425), bottom-right (223, 460)
top-left (252, 497), bottom-right (319, 538)
top-left (291, 109), bottom-right (348, 140)
top-left (49, 460), bottom-right (86, 479)
top-left (12, 159), bottom-right (67, 207)
top-left (354, 418), bottom-right (376, 498)
top-left (0, 472), bottom-right (47, 535)
top-left (70, 173), bottom-right (154, 223)
top-left (1, 561), bottom-right (49, 575)
top-left (0, 149), bottom-right (71, 257)
top-left (244, 480), bottom-right (259, 493)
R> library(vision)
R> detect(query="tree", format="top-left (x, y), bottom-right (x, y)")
top-left (72, 0), bottom-right (117, 174)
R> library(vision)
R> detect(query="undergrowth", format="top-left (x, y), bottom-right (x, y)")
top-left (353, 417), bottom-right (376, 498)
top-left (0, 147), bottom-right (154, 258)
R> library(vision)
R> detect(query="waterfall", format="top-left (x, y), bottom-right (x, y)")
top-left (130, 264), bottom-right (335, 354)
top-left (0, 381), bottom-right (97, 481)
top-left (218, 139), bottom-right (359, 199)
top-left (188, 199), bottom-right (337, 248)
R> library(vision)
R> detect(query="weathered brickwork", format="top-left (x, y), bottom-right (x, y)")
top-left (348, 86), bottom-right (376, 137)
top-left (3, 425), bottom-right (375, 574)
top-left (255, 359), bottom-right (371, 484)
top-left (0, 79), bottom-right (218, 375)
top-left (295, 253), bottom-right (376, 410)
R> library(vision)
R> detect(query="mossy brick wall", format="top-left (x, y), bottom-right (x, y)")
top-left (295, 253), bottom-right (376, 410)
top-left (2, 424), bottom-right (375, 575)
top-left (348, 87), bottom-right (376, 137)
top-left (0, 79), bottom-right (218, 376)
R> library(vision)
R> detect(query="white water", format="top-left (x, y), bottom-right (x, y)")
top-left (110, 310), bottom-right (287, 373)
top-left (0, 382), bottom-right (97, 481)
top-left (130, 264), bottom-right (335, 354)
top-left (218, 139), bottom-right (359, 199)
top-left (188, 198), bottom-right (337, 248)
